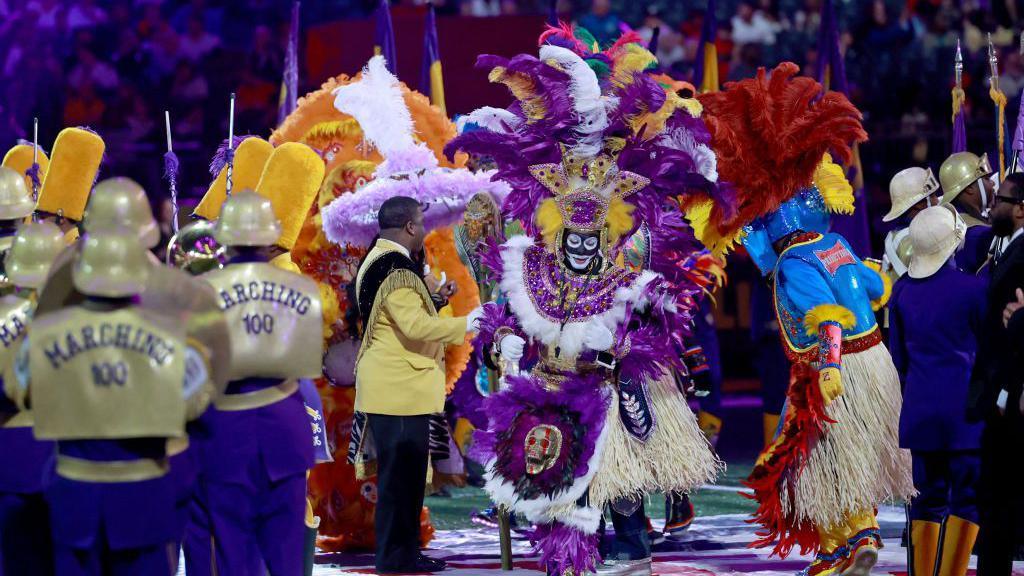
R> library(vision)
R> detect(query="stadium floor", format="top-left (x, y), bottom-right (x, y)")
top-left (178, 396), bottom-right (1022, 574)
top-left (308, 505), bottom-right (939, 575)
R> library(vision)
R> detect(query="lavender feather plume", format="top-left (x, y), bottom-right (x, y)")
top-left (164, 150), bottom-right (181, 234)
top-left (530, 522), bottom-right (600, 576)
top-left (209, 135), bottom-right (256, 177)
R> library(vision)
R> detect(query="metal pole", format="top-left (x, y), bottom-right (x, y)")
top-left (497, 505), bottom-right (513, 570)
top-left (226, 92), bottom-right (236, 197)
top-left (165, 111), bottom-right (179, 235)
top-left (31, 117), bottom-right (39, 201)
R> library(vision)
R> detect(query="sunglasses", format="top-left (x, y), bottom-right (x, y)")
top-left (995, 195), bottom-right (1024, 205)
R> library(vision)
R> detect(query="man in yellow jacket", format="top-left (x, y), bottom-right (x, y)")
top-left (353, 196), bottom-right (480, 574)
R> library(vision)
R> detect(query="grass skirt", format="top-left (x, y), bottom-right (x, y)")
top-left (589, 369), bottom-right (723, 508)
top-left (747, 342), bottom-right (914, 556)
top-left (783, 344), bottom-right (914, 529)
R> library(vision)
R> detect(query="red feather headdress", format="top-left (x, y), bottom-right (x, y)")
top-left (694, 63), bottom-right (867, 250)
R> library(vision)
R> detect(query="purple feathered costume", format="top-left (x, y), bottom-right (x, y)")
top-left (446, 43), bottom-right (725, 575)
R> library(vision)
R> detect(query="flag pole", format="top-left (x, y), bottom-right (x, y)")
top-left (989, 33), bottom-right (1009, 180)
top-left (226, 93), bottom-right (236, 197)
top-left (29, 117), bottom-right (40, 201)
top-left (164, 110), bottom-right (180, 236)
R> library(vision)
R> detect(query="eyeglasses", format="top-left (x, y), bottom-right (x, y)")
top-left (994, 195), bottom-right (1024, 206)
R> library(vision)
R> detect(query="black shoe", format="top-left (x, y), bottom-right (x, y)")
top-left (413, 554), bottom-right (447, 572)
top-left (378, 555), bottom-right (447, 574)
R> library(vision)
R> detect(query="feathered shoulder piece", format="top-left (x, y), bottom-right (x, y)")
top-left (696, 63), bottom-right (867, 246)
top-left (447, 36), bottom-right (731, 238)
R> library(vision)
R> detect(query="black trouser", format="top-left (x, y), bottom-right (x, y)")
top-left (977, 415), bottom-right (1024, 576)
top-left (368, 413), bottom-right (430, 572)
top-left (599, 502), bottom-right (651, 561)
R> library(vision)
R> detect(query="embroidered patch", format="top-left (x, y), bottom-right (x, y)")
top-left (813, 241), bottom-right (856, 276)
top-left (618, 377), bottom-right (656, 443)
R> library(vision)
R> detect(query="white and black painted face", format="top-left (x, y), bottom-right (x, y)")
top-left (562, 229), bottom-right (601, 272)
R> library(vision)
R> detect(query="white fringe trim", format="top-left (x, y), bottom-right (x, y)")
top-left (498, 236), bottom-right (658, 359)
top-left (782, 343), bottom-right (915, 530)
top-left (589, 370), bottom-right (724, 507)
top-left (482, 387), bottom-right (612, 534)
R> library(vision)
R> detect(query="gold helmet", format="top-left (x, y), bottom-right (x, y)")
top-left (193, 137), bottom-right (274, 221)
top-left (5, 221), bottom-right (64, 290)
top-left (883, 167), bottom-right (939, 222)
top-left (214, 190), bottom-right (281, 247)
top-left (72, 227), bottom-right (151, 298)
top-left (0, 166), bottom-right (36, 221)
top-left (165, 219), bottom-right (226, 275)
top-left (1, 144), bottom-right (49, 193)
top-left (939, 152), bottom-right (993, 205)
top-left (84, 178), bottom-right (159, 248)
top-left (254, 142), bottom-right (325, 251)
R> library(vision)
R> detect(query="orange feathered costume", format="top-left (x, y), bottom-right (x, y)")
top-left (271, 73), bottom-right (478, 552)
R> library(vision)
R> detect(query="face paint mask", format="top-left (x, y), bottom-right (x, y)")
top-left (562, 230), bottom-right (601, 272)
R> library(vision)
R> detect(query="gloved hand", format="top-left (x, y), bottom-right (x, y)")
top-left (818, 366), bottom-right (843, 405)
top-left (465, 307), bottom-right (484, 332)
top-left (498, 334), bottom-right (526, 362)
top-left (583, 323), bottom-right (615, 352)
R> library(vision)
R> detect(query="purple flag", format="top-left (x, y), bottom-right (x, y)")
top-left (1013, 86), bottom-right (1024, 152)
top-left (814, 0), bottom-right (870, 256)
top-left (953, 107), bottom-right (967, 153)
top-left (693, 0), bottom-right (718, 92)
top-left (814, 0), bottom-right (847, 94)
top-left (375, 0), bottom-right (397, 74)
top-left (420, 3), bottom-right (445, 114)
top-left (277, 1), bottom-right (300, 126)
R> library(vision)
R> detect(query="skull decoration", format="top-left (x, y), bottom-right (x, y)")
top-left (524, 424), bottom-right (563, 475)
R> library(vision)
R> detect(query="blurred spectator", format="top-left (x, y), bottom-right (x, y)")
top-left (462, 0), bottom-right (502, 17)
top-left (578, 0), bottom-right (621, 48)
top-left (67, 0), bottom-right (108, 35)
top-left (111, 29), bottom-right (152, 85)
top-left (123, 89), bottom-right (156, 144)
top-left (137, 3), bottom-right (164, 40)
top-left (1001, 51), bottom-right (1024, 99)
top-left (64, 82), bottom-right (106, 126)
top-left (728, 43), bottom-right (763, 81)
top-left (179, 16), bottom-right (220, 62)
top-left (172, 0), bottom-right (224, 36)
top-left (638, 7), bottom-right (686, 69)
top-left (25, 0), bottom-right (64, 36)
top-left (248, 25), bottom-right (282, 83)
top-left (149, 20), bottom-right (181, 76)
top-left (170, 60), bottom-right (209, 103)
top-left (731, 1), bottom-right (777, 47)
top-left (68, 47), bottom-right (119, 92)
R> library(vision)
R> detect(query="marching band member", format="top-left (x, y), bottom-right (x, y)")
top-left (0, 221), bottom-right (65, 576)
top-left (12, 227), bottom-right (216, 575)
top-left (196, 142), bottom-right (324, 575)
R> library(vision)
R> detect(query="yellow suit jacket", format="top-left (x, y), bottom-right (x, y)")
top-left (354, 240), bottom-right (466, 415)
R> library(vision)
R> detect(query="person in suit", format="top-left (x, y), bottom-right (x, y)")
top-left (353, 196), bottom-right (480, 574)
top-left (889, 205), bottom-right (986, 576)
top-left (970, 171), bottom-right (1024, 575)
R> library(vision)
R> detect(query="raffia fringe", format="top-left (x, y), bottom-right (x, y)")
top-left (589, 370), bottom-right (724, 508)
top-left (781, 344), bottom-right (914, 531)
